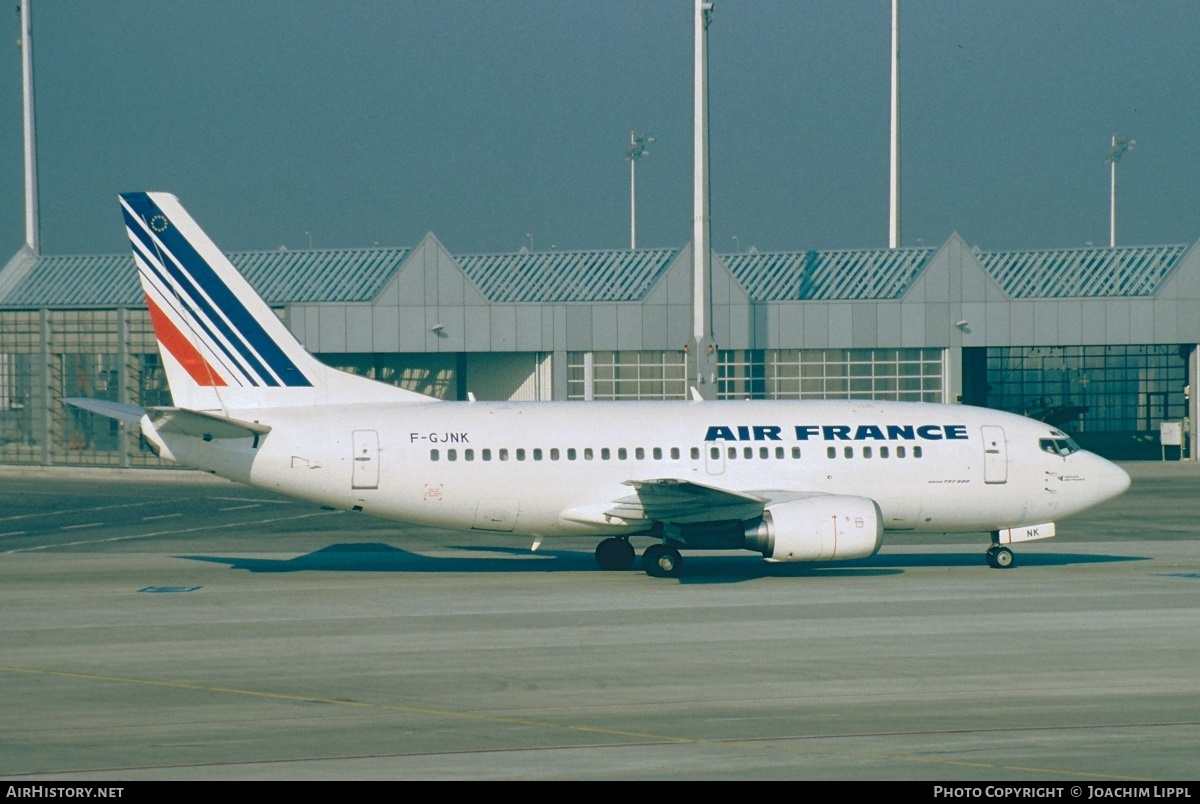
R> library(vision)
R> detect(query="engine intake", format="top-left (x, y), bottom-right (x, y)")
top-left (744, 495), bottom-right (882, 562)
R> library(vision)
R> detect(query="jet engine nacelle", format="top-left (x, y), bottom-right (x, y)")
top-left (744, 495), bottom-right (883, 562)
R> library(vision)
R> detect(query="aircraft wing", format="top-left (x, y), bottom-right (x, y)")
top-left (609, 479), bottom-right (765, 523)
top-left (560, 479), bottom-right (829, 526)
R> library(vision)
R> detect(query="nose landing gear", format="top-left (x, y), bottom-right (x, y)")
top-left (985, 544), bottom-right (1014, 569)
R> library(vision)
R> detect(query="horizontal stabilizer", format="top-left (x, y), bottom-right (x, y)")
top-left (148, 408), bottom-right (272, 440)
top-left (63, 398), bottom-right (147, 424)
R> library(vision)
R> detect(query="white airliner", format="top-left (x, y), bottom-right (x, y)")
top-left (69, 192), bottom-right (1131, 577)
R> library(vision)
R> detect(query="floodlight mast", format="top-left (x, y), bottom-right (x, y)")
top-left (1106, 133), bottom-right (1134, 248)
top-left (627, 130), bottom-right (653, 249)
top-left (691, 0), bottom-right (717, 399)
top-left (888, 0), bottom-right (900, 249)
top-left (19, 0), bottom-right (38, 254)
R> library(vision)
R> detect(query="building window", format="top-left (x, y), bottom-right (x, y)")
top-left (567, 351), bottom-right (687, 400)
top-left (986, 345), bottom-right (1188, 434)
top-left (721, 348), bottom-right (944, 403)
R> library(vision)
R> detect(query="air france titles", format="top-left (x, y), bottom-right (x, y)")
top-left (703, 424), bottom-right (969, 442)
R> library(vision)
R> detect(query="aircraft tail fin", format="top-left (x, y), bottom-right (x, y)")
top-left (119, 192), bottom-right (435, 411)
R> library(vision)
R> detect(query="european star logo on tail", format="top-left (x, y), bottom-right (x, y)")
top-left (118, 192), bottom-right (434, 412)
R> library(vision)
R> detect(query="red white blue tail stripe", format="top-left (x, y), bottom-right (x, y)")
top-left (120, 192), bottom-right (312, 389)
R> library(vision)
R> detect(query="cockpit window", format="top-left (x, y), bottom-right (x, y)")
top-left (1039, 437), bottom-right (1081, 457)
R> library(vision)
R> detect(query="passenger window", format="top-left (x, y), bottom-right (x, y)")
top-left (775, 446), bottom-right (784, 459)
top-left (759, 447), bottom-right (769, 459)
top-left (448, 449), bottom-right (457, 461)
top-left (863, 446), bottom-right (872, 459)
top-left (618, 447), bottom-right (628, 460)
top-left (880, 446), bottom-right (888, 458)
top-left (567, 448), bottom-right (577, 460)
top-left (896, 446), bottom-right (906, 458)
top-left (499, 448), bottom-right (509, 461)
top-left (584, 448), bottom-right (594, 460)
top-left (601, 448), bottom-right (611, 460)
top-left (710, 447), bottom-right (719, 460)
top-left (744, 446), bottom-right (753, 459)
top-left (482, 448), bottom-right (492, 461)
top-left (533, 448), bottom-right (543, 461)
top-left (792, 447), bottom-right (801, 459)
top-left (516, 448), bottom-right (525, 461)
top-left (465, 449), bottom-right (475, 461)
top-left (671, 447), bottom-right (680, 460)
top-left (653, 447), bottom-right (663, 460)
top-left (431, 449), bottom-right (439, 461)
top-left (550, 448), bottom-right (560, 460)
top-left (913, 446), bottom-right (923, 458)
top-left (728, 447), bottom-right (737, 459)
top-left (636, 447), bottom-right (645, 460)
top-left (693, 447), bottom-right (701, 460)
top-left (844, 446), bottom-right (854, 459)
top-left (827, 446), bottom-right (836, 459)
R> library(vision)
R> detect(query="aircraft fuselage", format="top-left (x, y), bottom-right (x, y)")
top-left (159, 398), bottom-right (1129, 540)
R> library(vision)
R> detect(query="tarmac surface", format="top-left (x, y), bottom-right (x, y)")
top-left (1, 462), bottom-right (1198, 781)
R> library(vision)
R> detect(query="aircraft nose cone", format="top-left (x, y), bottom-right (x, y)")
top-left (1096, 458), bottom-right (1131, 501)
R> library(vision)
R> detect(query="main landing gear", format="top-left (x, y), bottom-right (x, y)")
top-left (642, 543), bottom-right (684, 578)
top-left (985, 532), bottom-right (1015, 569)
top-left (593, 538), bottom-right (684, 577)
top-left (595, 537), bottom-right (636, 571)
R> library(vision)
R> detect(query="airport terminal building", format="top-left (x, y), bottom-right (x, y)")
top-left (1, 229), bottom-right (1197, 467)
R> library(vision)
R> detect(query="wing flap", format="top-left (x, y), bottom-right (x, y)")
top-left (611, 479), bottom-right (767, 524)
top-left (562, 481), bottom-right (834, 528)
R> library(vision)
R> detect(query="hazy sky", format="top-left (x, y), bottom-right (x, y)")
top-left (2, 1), bottom-right (1199, 257)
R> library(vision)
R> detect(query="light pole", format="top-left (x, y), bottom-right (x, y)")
top-left (627, 130), bottom-right (653, 249)
top-left (888, 0), bottom-right (900, 249)
top-left (1106, 133), bottom-right (1134, 248)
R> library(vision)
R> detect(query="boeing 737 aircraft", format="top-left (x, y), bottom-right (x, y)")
top-left (68, 192), bottom-right (1131, 577)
